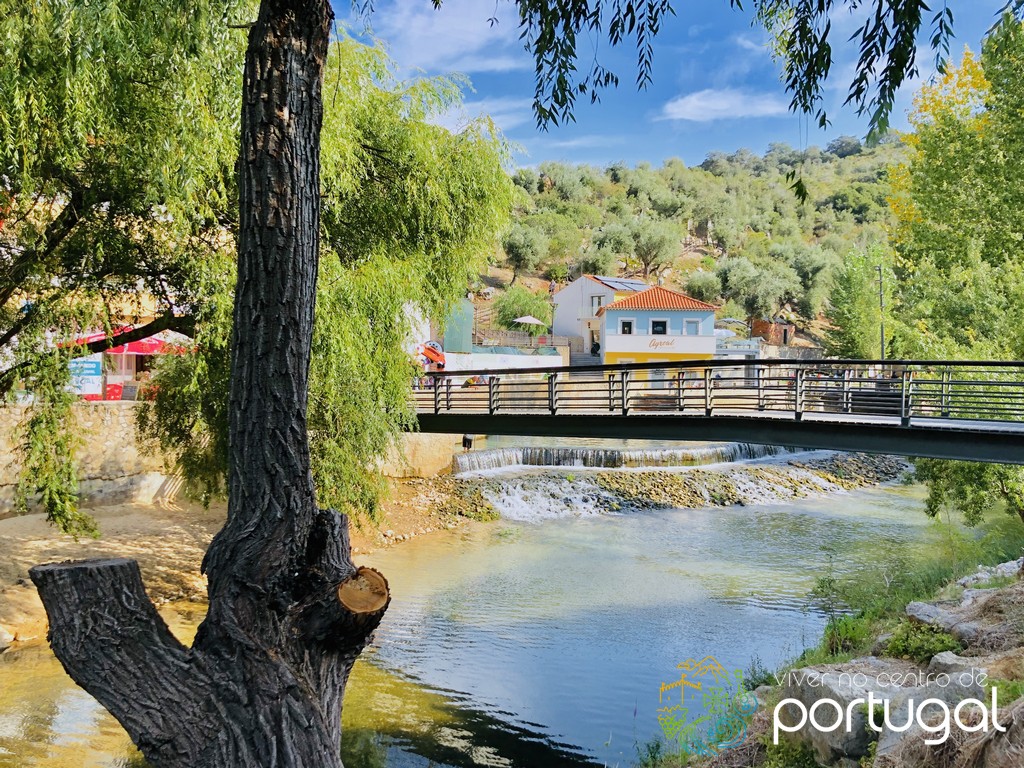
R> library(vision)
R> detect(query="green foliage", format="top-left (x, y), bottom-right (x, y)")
top-left (494, 286), bottom-right (552, 335)
top-left (826, 135), bottom-right (864, 158)
top-left (789, 516), bottom-right (1024, 669)
top-left (760, 736), bottom-right (819, 768)
top-left (629, 219), bottom-right (678, 278)
top-left (915, 459), bottom-right (1024, 527)
top-left (0, 0), bottom-right (249, 531)
top-left (884, 620), bottom-right (962, 663)
top-left (15, 351), bottom-right (96, 537)
top-left (742, 654), bottom-right (775, 692)
top-left (882, 24), bottom-right (1024, 530)
top-left (986, 678), bottom-right (1024, 704)
top-left (545, 263), bottom-right (569, 282)
top-left (684, 270), bottom-right (722, 303)
top-left (502, 222), bottom-right (549, 282)
top-left (825, 246), bottom-right (892, 359)
top-left (138, 37), bottom-right (513, 519)
top-left (821, 615), bottom-right (873, 656)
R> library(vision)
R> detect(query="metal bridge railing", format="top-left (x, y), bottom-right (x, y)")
top-left (412, 359), bottom-right (1024, 427)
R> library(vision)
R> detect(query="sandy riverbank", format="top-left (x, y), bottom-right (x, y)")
top-left (0, 477), bottom-right (465, 646)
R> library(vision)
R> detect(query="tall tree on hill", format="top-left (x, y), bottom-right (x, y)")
top-left (17, 0), bottom-right (1003, 765)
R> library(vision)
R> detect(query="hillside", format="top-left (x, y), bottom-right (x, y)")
top-left (483, 136), bottom-right (904, 338)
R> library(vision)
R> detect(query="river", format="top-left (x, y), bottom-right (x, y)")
top-left (0, 446), bottom-right (942, 768)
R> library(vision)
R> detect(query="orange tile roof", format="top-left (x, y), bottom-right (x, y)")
top-left (597, 285), bottom-right (717, 313)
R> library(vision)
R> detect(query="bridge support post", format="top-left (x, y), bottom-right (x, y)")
top-left (548, 372), bottom-right (558, 415)
top-left (794, 369), bottom-right (804, 421)
top-left (488, 376), bottom-right (498, 415)
top-left (901, 370), bottom-right (913, 426)
top-left (704, 367), bottom-right (712, 416)
top-left (621, 371), bottom-right (630, 416)
top-left (433, 375), bottom-right (441, 414)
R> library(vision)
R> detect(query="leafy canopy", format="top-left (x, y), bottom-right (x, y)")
top-left (0, 0), bottom-right (250, 534)
top-left (140, 36), bottom-right (514, 517)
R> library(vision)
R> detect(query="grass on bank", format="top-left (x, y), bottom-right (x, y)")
top-left (635, 511), bottom-right (1024, 767)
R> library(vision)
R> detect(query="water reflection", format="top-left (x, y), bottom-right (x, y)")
top-left (0, 484), bottom-right (937, 767)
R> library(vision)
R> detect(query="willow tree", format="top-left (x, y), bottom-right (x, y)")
top-left (17, 0), bottom-right (1000, 765)
top-left (0, 1), bottom-right (245, 534)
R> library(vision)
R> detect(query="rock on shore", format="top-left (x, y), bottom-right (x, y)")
top-left (775, 563), bottom-right (1024, 768)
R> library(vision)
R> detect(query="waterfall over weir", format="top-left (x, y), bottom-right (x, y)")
top-left (453, 443), bottom-right (792, 475)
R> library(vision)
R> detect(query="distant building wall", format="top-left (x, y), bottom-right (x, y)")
top-left (443, 299), bottom-right (475, 353)
top-left (751, 319), bottom-right (797, 346)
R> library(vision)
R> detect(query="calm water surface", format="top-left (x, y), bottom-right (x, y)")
top-left (0, 483), bottom-right (939, 767)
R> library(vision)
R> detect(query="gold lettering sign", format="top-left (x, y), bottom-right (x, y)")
top-left (649, 338), bottom-right (678, 350)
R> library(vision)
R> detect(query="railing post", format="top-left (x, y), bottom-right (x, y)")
top-left (901, 370), bottom-right (913, 426)
top-left (842, 368), bottom-right (851, 414)
top-left (794, 368), bottom-right (804, 421)
top-left (621, 370), bottom-right (630, 416)
top-left (433, 374), bottom-right (441, 414)
top-left (704, 367), bottom-right (712, 416)
top-left (445, 377), bottom-right (452, 411)
top-left (607, 374), bottom-right (615, 412)
top-left (941, 367), bottom-right (951, 417)
top-left (548, 372), bottom-right (558, 415)
top-left (676, 372), bottom-right (683, 412)
top-left (756, 367), bottom-right (764, 411)
top-left (488, 376), bottom-right (498, 415)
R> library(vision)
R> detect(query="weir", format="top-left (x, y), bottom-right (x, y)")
top-left (453, 442), bottom-right (792, 474)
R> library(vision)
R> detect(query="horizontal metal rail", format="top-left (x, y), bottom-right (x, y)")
top-left (411, 360), bottom-right (1024, 463)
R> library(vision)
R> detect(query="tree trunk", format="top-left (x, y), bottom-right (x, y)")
top-left (30, 2), bottom-right (389, 766)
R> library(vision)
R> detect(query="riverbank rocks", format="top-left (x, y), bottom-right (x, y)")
top-left (958, 557), bottom-right (1024, 588)
top-left (779, 657), bottom-right (925, 763)
top-left (907, 578), bottom-right (1024, 653)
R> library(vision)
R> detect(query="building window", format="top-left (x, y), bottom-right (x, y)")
top-left (651, 320), bottom-right (668, 335)
top-left (590, 295), bottom-right (604, 315)
top-left (620, 320), bottom-right (633, 335)
top-left (685, 319), bottom-right (701, 335)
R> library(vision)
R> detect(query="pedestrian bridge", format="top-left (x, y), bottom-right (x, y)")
top-left (413, 360), bottom-right (1024, 464)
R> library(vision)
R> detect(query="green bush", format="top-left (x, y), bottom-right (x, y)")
top-left (823, 615), bottom-right (873, 656)
top-left (545, 263), bottom-right (569, 282)
top-left (493, 285), bottom-right (551, 335)
top-left (884, 620), bottom-right (961, 663)
top-left (743, 654), bottom-right (776, 691)
top-left (761, 737), bottom-right (820, 768)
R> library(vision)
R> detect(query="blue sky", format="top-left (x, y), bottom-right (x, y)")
top-left (341, 0), bottom-right (1009, 168)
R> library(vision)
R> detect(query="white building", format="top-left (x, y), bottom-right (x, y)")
top-left (551, 274), bottom-right (648, 352)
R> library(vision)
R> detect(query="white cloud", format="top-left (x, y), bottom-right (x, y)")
top-left (660, 88), bottom-right (790, 121)
top-left (544, 135), bottom-right (624, 149)
top-left (433, 97), bottom-right (534, 133)
top-left (365, 0), bottom-right (530, 75)
top-left (734, 34), bottom-right (767, 53)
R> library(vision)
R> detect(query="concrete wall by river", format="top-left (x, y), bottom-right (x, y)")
top-left (0, 403), bottom-right (462, 517)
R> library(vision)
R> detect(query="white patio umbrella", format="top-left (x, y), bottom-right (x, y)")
top-left (512, 315), bottom-right (548, 326)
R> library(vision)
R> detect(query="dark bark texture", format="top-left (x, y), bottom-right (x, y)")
top-left (30, 2), bottom-right (389, 766)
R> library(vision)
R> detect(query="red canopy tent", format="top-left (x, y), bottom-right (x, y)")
top-left (71, 328), bottom-right (190, 400)
top-left (74, 328), bottom-right (190, 355)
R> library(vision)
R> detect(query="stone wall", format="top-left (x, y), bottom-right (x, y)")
top-left (0, 403), bottom-right (174, 516)
top-left (1, 403), bottom-right (463, 514)
top-left (379, 432), bottom-right (464, 478)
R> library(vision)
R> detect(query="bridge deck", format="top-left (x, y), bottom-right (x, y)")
top-left (412, 359), bottom-right (1024, 464)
